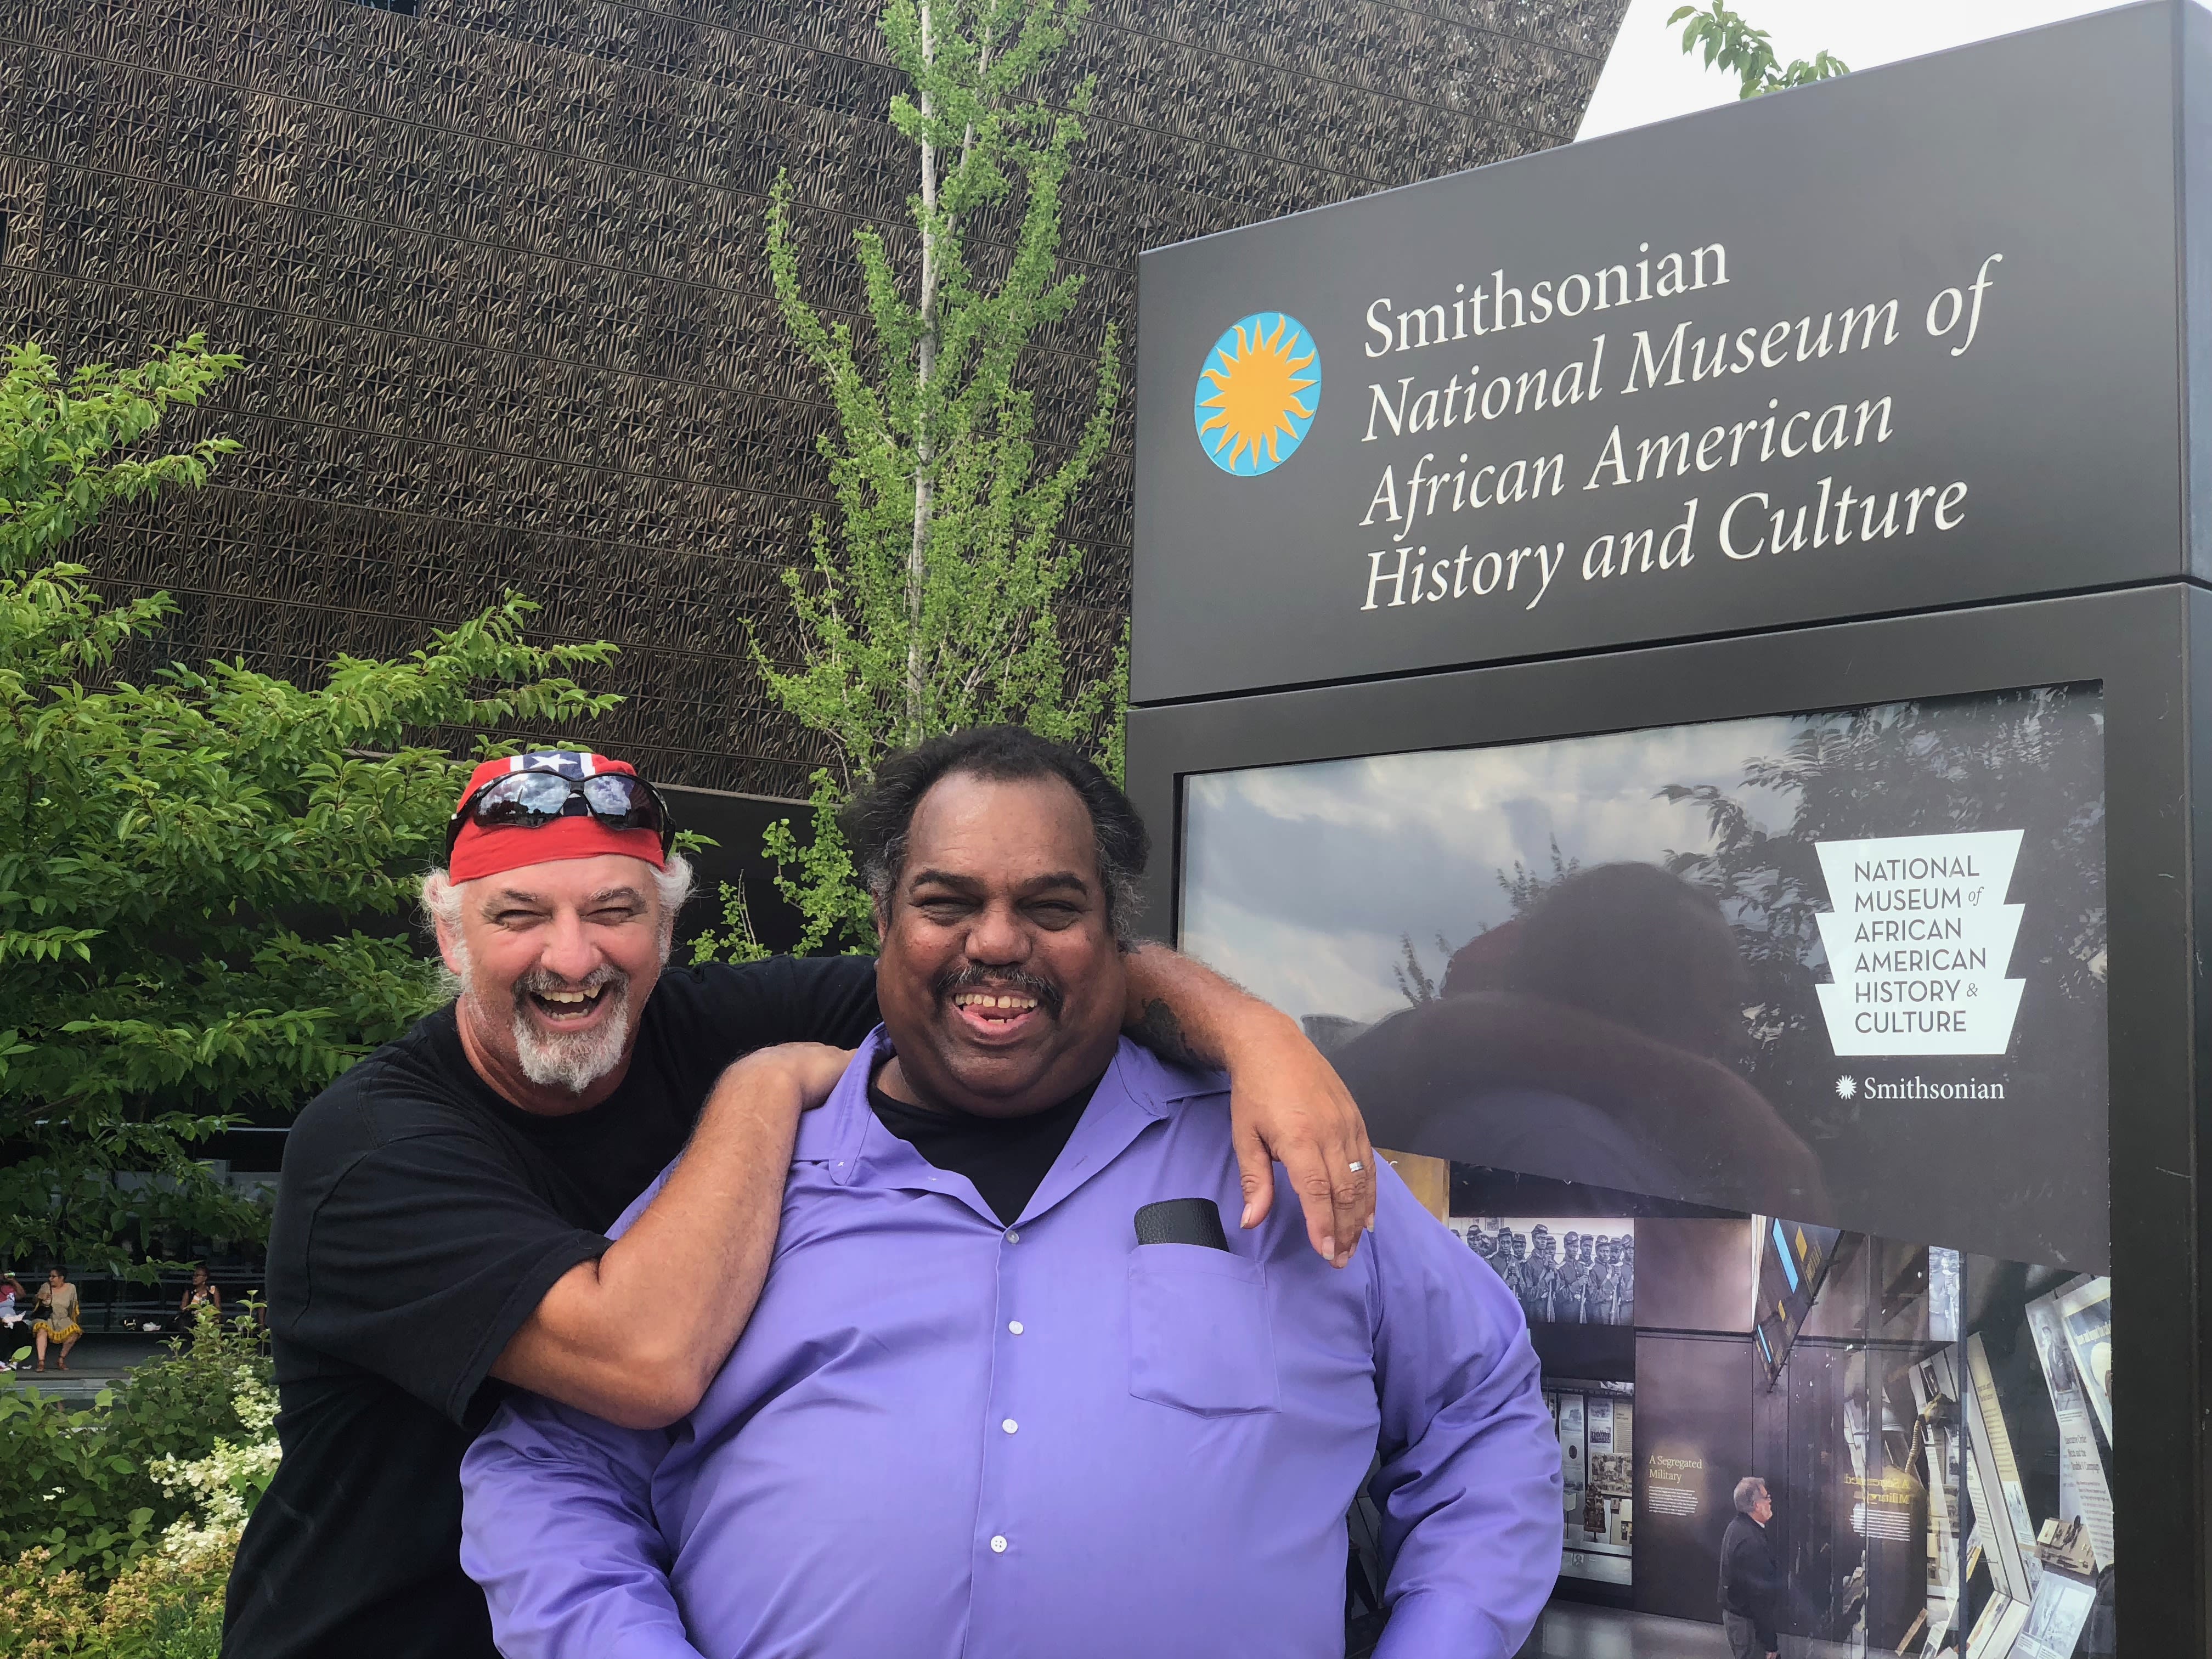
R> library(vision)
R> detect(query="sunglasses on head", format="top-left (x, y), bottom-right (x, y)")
top-left (445, 769), bottom-right (675, 856)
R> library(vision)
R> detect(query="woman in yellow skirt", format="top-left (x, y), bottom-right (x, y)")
top-left (31, 1267), bottom-right (82, 1370)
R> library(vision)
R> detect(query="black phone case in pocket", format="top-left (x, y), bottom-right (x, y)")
top-left (1133, 1197), bottom-right (1230, 1250)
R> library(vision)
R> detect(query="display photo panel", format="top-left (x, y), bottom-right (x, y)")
top-left (1180, 685), bottom-right (2113, 1656)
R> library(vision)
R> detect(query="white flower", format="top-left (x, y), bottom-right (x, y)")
top-left (151, 1424), bottom-right (283, 1539)
top-left (157, 1514), bottom-right (244, 1568)
top-left (232, 1374), bottom-right (279, 1436)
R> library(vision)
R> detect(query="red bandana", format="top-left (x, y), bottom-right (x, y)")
top-left (447, 752), bottom-right (667, 883)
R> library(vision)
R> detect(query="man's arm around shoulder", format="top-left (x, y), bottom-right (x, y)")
top-left (489, 1043), bottom-right (848, 1429)
top-left (704, 943), bottom-right (1382, 1265)
top-left (1121, 943), bottom-right (1376, 1266)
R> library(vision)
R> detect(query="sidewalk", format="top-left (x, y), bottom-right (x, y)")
top-left (2, 1333), bottom-right (172, 1409)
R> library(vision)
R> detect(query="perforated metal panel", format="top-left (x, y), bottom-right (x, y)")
top-left (0, 0), bottom-right (1624, 793)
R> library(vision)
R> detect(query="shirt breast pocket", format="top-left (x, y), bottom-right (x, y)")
top-left (1127, 1244), bottom-right (1279, 1415)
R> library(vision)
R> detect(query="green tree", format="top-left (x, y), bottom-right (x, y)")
top-left (1497, 836), bottom-right (1581, 918)
top-left (0, 337), bottom-right (619, 1272)
top-left (740, 0), bottom-right (1125, 956)
top-left (1669, 2), bottom-right (1848, 99)
top-left (1390, 934), bottom-right (1451, 1009)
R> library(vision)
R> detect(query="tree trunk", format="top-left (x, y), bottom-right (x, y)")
top-left (906, 0), bottom-right (939, 746)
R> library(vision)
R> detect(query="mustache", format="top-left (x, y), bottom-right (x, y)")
top-left (930, 963), bottom-right (1064, 1018)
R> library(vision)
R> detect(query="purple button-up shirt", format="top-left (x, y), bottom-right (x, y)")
top-left (460, 1034), bottom-right (1561, 1659)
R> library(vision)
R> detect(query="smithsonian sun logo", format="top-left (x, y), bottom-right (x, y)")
top-left (1193, 312), bottom-right (1320, 476)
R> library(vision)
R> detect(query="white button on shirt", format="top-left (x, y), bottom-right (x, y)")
top-left (1007, 1320), bottom-right (1024, 1334)
top-left (1002, 1419), bottom-right (1018, 1434)
top-left (990, 1536), bottom-right (1008, 1554)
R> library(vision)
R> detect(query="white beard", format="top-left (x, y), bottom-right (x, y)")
top-left (510, 976), bottom-right (633, 1093)
top-left (448, 938), bottom-right (635, 1096)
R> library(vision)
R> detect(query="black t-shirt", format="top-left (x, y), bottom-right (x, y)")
top-left (223, 956), bottom-right (880, 1659)
top-left (865, 1060), bottom-right (1097, 1224)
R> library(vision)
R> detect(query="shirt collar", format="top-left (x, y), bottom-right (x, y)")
top-left (797, 1029), bottom-right (1215, 1227)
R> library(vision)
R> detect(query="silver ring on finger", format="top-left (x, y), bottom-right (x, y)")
top-left (1346, 1159), bottom-right (1364, 1174)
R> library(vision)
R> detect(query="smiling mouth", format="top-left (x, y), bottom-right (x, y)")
top-left (951, 989), bottom-right (1041, 1024)
top-left (527, 985), bottom-right (612, 1023)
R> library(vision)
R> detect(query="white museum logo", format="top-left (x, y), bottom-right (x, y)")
top-left (1813, 830), bottom-right (2025, 1057)
top-left (1837, 1074), bottom-right (2007, 1103)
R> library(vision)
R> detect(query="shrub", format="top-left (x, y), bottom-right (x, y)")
top-left (0, 1309), bottom-right (271, 1584)
top-left (0, 1537), bottom-right (228, 1659)
top-left (0, 1548), bottom-right (98, 1657)
top-left (0, 1308), bottom-right (273, 1657)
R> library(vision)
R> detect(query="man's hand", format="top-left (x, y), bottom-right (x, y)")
top-left (1223, 1006), bottom-right (1376, 1268)
top-left (765, 1041), bottom-right (854, 1110)
top-left (1121, 943), bottom-right (1376, 1266)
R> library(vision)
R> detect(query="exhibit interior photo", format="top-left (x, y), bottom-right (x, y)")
top-left (1426, 1169), bottom-right (2111, 1658)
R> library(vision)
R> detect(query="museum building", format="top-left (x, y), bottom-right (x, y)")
top-left (0, 0), bottom-right (1625, 805)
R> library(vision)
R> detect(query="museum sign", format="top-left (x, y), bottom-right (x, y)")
top-left (1128, 7), bottom-right (2212, 1648)
top-left (1133, 1), bottom-right (2199, 701)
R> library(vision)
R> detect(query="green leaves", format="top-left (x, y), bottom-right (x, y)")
top-left (0, 339), bottom-right (244, 578)
top-left (1, 339), bottom-right (622, 1267)
top-left (686, 876), bottom-right (776, 966)
top-left (1668, 3), bottom-right (1848, 100)
top-left (0, 1308), bottom-right (272, 1588)
top-left (725, 0), bottom-right (1129, 955)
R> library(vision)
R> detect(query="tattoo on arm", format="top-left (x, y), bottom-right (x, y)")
top-left (1131, 998), bottom-right (1202, 1068)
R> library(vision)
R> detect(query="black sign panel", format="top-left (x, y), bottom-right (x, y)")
top-left (1132, 3), bottom-right (2192, 703)
top-left (1632, 1334), bottom-right (1753, 1626)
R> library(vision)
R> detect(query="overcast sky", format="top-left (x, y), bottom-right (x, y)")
top-left (1577, 0), bottom-right (2140, 141)
top-left (1180, 714), bottom-right (1804, 1025)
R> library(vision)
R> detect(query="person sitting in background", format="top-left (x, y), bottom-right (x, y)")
top-left (179, 1266), bottom-right (222, 1329)
top-left (32, 1267), bottom-right (82, 1372)
top-left (460, 726), bottom-right (1562, 1659)
top-left (0, 1274), bottom-right (24, 1370)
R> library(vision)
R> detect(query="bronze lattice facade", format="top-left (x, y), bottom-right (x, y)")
top-left (0, 0), bottom-right (1627, 796)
